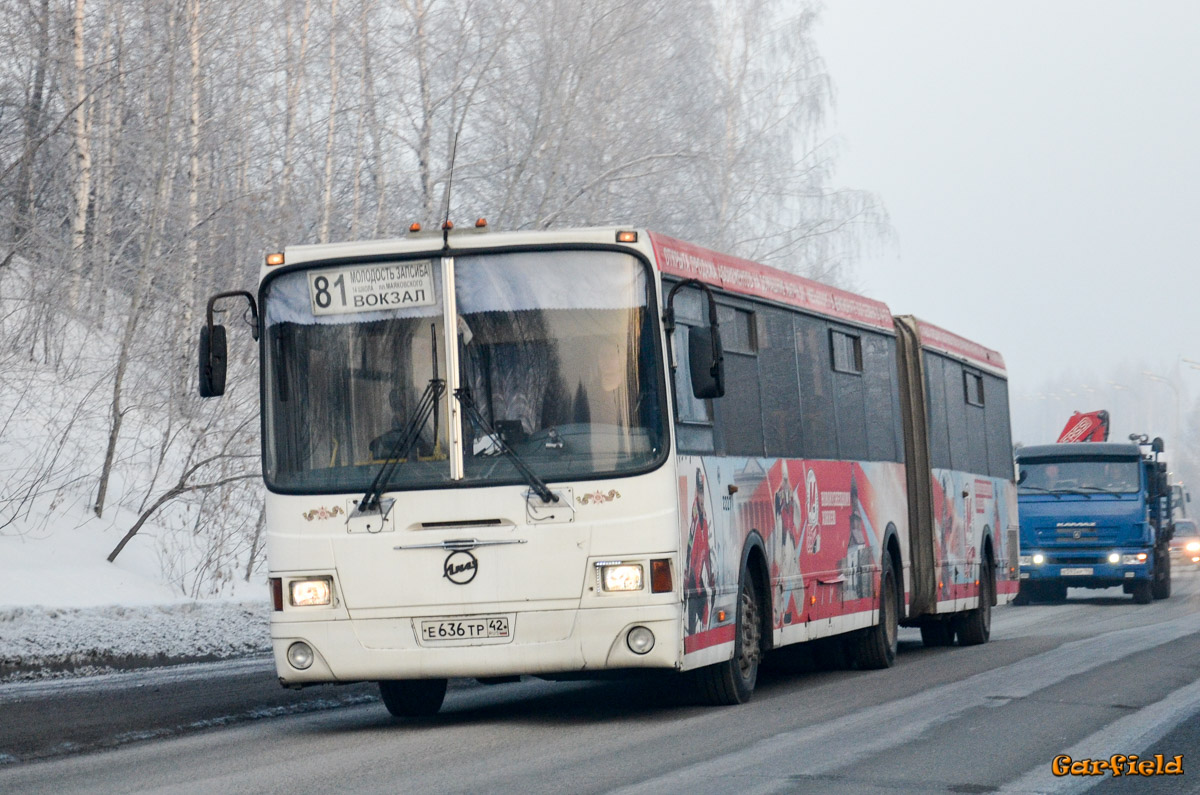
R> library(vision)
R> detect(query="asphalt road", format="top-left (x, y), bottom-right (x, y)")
top-left (4, 573), bottom-right (1200, 794)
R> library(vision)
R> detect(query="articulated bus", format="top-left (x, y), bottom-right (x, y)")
top-left (199, 227), bottom-right (1017, 715)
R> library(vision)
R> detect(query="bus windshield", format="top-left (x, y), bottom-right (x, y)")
top-left (262, 249), bottom-right (665, 493)
top-left (1017, 458), bottom-right (1141, 494)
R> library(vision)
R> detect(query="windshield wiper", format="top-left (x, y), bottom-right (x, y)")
top-left (454, 387), bottom-right (558, 504)
top-left (359, 378), bottom-right (446, 513)
top-left (1018, 485), bottom-right (1061, 499)
top-left (1075, 485), bottom-right (1123, 494)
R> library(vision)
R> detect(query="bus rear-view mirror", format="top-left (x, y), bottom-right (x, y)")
top-left (688, 326), bottom-right (725, 399)
top-left (199, 324), bottom-right (228, 398)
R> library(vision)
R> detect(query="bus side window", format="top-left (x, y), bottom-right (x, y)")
top-left (924, 353), bottom-right (952, 471)
top-left (794, 314), bottom-right (837, 459)
top-left (830, 325), bottom-right (868, 461)
top-left (941, 357), bottom-right (971, 473)
top-left (864, 332), bottom-right (902, 462)
top-left (983, 374), bottom-right (1014, 479)
top-left (759, 306), bottom-right (803, 459)
top-left (713, 304), bottom-right (763, 457)
top-left (672, 323), bottom-right (715, 454)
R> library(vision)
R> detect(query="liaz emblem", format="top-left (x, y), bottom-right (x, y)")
top-left (443, 551), bottom-right (478, 585)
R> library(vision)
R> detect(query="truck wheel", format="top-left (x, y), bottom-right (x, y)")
top-left (956, 555), bottom-right (994, 646)
top-left (1152, 553), bottom-right (1171, 600)
top-left (1012, 583), bottom-right (1032, 606)
top-left (919, 620), bottom-right (955, 647)
top-left (1047, 583), bottom-right (1068, 603)
top-left (849, 553), bottom-right (900, 669)
top-left (692, 570), bottom-right (762, 705)
top-left (1132, 580), bottom-right (1153, 604)
top-left (379, 678), bottom-right (448, 717)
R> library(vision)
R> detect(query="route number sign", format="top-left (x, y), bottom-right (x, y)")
top-left (308, 261), bottom-right (437, 316)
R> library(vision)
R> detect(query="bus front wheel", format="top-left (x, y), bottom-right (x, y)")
top-left (379, 678), bottom-right (448, 718)
top-left (692, 571), bottom-right (762, 705)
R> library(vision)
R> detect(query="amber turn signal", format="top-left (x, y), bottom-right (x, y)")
top-left (650, 558), bottom-right (672, 593)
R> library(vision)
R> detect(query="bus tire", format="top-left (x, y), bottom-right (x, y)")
top-left (692, 571), bottom-right (762, 705)
top-left (1152, 553), bottom-right (1171, 600)
top-left (849, 552), bottom-right (899, 669)
top-left (956, 553), bottom-right (994, 646)
top-left (379, 678), bottom-right (448, 717)
top-left (919, 620), bottom-right (955, 647)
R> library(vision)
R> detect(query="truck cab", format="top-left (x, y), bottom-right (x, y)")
top-left (1014, 440), bottom-right (1172, 604)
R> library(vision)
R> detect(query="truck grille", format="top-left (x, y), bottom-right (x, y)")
top-left (1048, 554), bottom-right (1105, 565)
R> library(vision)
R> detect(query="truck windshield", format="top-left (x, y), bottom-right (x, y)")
top-left (261, 250), bottom-right (665, 493)
top-left (1017, 458), bottom-right (1140, 494)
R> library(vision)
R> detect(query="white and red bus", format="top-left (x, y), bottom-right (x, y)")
top-left (199, 227), bottom-right (1016, 715)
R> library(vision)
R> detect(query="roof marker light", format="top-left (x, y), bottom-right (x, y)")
top-left (616, 230), bottom-right (638, 243)
top-left (409, 223), bottom-right (422, 233)
top-left (265, 252), bottom-right (285, 266)
top-left (475, 218), bottom-right (488, 228)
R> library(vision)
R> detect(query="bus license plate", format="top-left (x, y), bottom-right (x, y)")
top-left (1061, 567), bottom-right (1093, 576)
top-left (420, 616), bottom-right (510, 642)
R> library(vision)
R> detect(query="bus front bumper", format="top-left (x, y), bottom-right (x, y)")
top-left (272, 604), bottom-right (682, 685)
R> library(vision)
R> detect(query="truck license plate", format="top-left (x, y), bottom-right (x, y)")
top-left (1061, 567), bottom-right (1093, 576)
top-left (420, 616), bottom-right (510, 642)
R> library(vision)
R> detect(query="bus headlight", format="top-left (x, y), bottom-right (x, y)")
top-left (599, 563), bottom-right (643, 592)
top-left (290, 577), bottom-right (333, 606)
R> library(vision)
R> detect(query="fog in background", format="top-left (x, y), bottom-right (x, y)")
top-left (814, 0), bottom-right (1200, 477)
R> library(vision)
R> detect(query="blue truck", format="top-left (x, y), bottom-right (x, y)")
top-left (1014, 437), bottom-right (1173, 604)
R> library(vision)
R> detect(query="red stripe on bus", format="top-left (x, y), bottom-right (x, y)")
top-left (649, 232), bottom-right (895, 332)
top-left (683, 624), bottom-right (737, 653)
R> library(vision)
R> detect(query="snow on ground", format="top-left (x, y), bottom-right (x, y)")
top-left (1, 267), bottom-right (272, 682)
top-left (0, 518), bottom-right (271, 682)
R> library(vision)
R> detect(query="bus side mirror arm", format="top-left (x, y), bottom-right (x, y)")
top-left (664, 279), bottom-right (725, 400)
top-left (199, 290), bottom-right (259, 398)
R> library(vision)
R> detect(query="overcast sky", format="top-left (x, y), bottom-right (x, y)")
top-left (813, 1), bottom-right (1200, 442)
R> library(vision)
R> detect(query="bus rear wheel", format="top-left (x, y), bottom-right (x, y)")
top-left (379, 678), bottom-right (448, 717)
top-left (692, 572), bottom-right (762, 705)
top-left (849, 553), bottom-right (899, 668)
top-left (956, 554), bottom-right (994, 646)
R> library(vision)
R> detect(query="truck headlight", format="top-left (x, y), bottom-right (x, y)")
top-left (289, 577), bottom-right (333, 606)
top-left (1019, 555), bottom-right (1032, 566)
top-left (1032, 553), bottom-right (1045, 565)
top-left (598, 563), bottom-right (643, 592)
top-left (1121, 553), bottom-right (1148, 565)
top-left (1108, 552), bottom-right (1121, 564)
